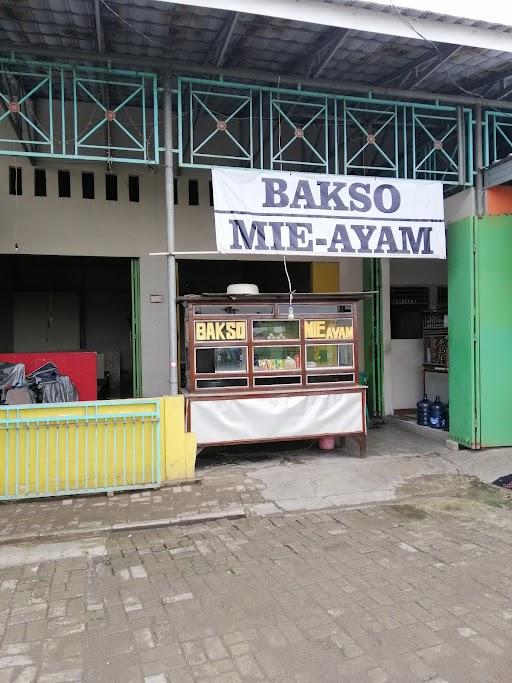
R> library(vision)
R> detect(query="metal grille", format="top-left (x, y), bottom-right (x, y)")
top-left (390, 286), bottom-right (429, 306)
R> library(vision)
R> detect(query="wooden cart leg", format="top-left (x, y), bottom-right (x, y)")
top-left (337, 436), bottom-right (346, 450)
top-left (357, 434), bottom-right (367, 458)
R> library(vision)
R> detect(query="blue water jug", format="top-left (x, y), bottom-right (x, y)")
top-left (416, 394), bottom-right (431, 427)
top-left (429, 395), bottom-right (445, 429)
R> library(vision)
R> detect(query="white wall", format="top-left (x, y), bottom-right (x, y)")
top-left (391, 339), bottom-right (423, 411)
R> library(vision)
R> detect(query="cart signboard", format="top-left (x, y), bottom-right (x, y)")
top-left (304, 319), bottom-right (353, 340)
top-left (195, 320), bottom-right (246, 342)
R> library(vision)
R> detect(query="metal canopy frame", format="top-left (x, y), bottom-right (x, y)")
top-left (0, 56), bottom-right (159, 164)
top-left (178, 75), bottom-right (474, 185)
top-left (0, 55), bottom-right (505, 184)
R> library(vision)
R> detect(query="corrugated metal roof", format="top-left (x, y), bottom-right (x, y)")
top-left (0, 0), bottom-right (510, 100)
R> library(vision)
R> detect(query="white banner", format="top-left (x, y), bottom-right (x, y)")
top-left (212, 168), bottom-right (446, 259)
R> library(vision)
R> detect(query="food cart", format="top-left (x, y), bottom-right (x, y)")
top-left (180, 292), bottom-right (369, 456)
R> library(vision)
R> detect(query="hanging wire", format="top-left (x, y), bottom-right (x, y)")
top-left (283, 254), bottom-right (295, 320)
top-left (99, 0), bottom-right (164, 48)
top-left (389, 0), bottom-right (486, 101)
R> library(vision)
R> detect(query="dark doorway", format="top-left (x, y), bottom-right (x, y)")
top-left (178, 259), bottom-right (311, 295)
top-left (0, 255), bottom-right (135, 398)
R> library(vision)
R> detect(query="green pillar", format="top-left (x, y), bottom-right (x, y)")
top-left (363, 259), bottom-right (384, 418)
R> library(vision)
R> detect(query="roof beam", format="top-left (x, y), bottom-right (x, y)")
top-left (381, 45), bottom-right (463, 90)
top-left (410, 45), bottom-right (463, 89)
top-left (289, 27), bottom-right (348, 78)
top-left (312, 28), bottom-right (350, 79)
top-left (481, 75), bottom-right (512, 98)
top-left (456, 66), bottom-right (512, 98)
top-left (162, 0), bottom-right (512, 54)
top-left (93, 0), bottom-right (105, 53)
top-left (308, 28), bottom-right (350, 79)
top-left (208, 11), bottom-right (238, 67)
top-left (381, 50), bottom-right (439, 89)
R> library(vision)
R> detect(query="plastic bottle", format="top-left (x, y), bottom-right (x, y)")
top-left (416, 394), bottom-right (431, 427)
top-left (429, 395), bottom-right (445, 429)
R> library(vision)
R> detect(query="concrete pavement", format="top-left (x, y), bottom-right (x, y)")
top-left (2, 487), bottom-right (512, 681)
top-left (2, 424), bottom-right (512, 680)
top-left (2, 423), bottom-right (512, 543)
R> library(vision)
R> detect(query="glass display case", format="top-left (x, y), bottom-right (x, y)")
top-left (180, 293), bottom-right (368, 456)
top-left (181, 294), bottom-right (360, 392)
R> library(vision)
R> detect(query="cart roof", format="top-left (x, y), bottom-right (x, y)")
top-left (179, 292), bottom-right (374, 302)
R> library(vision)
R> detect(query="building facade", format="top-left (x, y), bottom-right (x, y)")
top-left (1, 0), bottom-right (512, 454)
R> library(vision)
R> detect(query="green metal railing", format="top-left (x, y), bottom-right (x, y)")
top-left (0, 56), bottom-right (159, 164)
top-left (484, 111), bottom-right (512, 167)
top-left (178, 76), bottom-right (474, 185)
top-left (0, 399), bottom-right (161, 501)
top-left (0, 54), bottom-right (509, 180)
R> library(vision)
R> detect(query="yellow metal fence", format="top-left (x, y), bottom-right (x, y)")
top-left (0, 398), bottom-right (161, 500)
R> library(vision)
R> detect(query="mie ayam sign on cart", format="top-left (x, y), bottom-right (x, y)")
top-left (212, 168), bottom-right (446, 259)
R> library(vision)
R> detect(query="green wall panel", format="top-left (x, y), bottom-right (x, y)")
top-left (448, 217), bottom-right (478, 448)
top-left (363, 260), bottom-right (384, 418)
top-left (476, 215), bottom-right (512, 447)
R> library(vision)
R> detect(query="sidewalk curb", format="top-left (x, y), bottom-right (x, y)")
top-left (0, 508), bottom-right (246, 546)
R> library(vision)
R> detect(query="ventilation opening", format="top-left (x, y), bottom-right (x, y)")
top-left (390, 286), bottom-right (429, 306)
top-left (82, 172), bottom-right (95, 199)
top-left (58, 170), bottom-right (71, 198)
top-left (105, 174), bottom-right (118, 201)
top-left (188, 179), bottom-right (199, 206)
top-left (34, 169), bottom-right (46, 197)
top-left (390, 286), bottom-right (429, 339)
top-left (9, 167), bottom-right (22, 196)
top-left (173, 177), bottom-right (178, 205)
top-left (128, 175), bottom-right (139, 203)
top-left (209, 180), bottom-right (213, 206)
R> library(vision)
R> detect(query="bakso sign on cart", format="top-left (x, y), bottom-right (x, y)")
top-left (212, 168), bottom-right (446, 259)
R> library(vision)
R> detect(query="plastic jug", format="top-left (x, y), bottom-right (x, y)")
top-left (429, 395), bottom-right (445, 429)
top-left (416, 394), bottom-right (431, 427)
